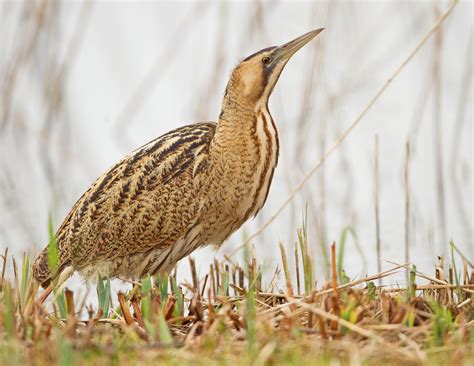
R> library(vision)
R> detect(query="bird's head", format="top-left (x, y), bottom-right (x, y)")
top-left (224, 28), bottom-right (324, 109)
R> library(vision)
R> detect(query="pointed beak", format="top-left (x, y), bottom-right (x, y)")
top-left (273, 28), bottom-right (324, 63)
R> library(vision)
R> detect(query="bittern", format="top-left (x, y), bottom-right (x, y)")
top-left (33, 28), bottom-right (324, 288)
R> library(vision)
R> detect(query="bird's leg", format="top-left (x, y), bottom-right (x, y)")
top-left (37, 265), bottom-right (74, 304)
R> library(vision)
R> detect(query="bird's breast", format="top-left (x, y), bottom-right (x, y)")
top-left (244, 108), bottom-right (279, 218)
top-left (202, 108), bottom-right (279, 244)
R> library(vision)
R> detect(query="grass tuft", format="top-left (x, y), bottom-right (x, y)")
top-left (0, 219), bottom-right (472, 364)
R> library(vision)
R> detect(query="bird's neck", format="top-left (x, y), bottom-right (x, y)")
top-left (211, 89), bottom-right (279, 167)
top-left (207, 89), bottom-right (280, 222)
top-left (217, 89), bottom-right (270, 136)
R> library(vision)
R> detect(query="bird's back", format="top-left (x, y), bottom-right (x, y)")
top-left (33, 122), bottom-right (216, 286)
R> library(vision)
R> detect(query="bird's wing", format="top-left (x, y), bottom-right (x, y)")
top-left (56, 122), bottom-right (216, 267)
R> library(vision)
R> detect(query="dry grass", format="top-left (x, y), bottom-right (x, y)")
top-left (0, 227), bottom-right (472, 365)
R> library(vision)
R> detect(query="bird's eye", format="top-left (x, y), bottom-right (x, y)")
top-left (262, 56), bottom-right (272, 65)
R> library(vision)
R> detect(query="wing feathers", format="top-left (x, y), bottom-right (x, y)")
top-left (33, 122), bottom-right (216, 286)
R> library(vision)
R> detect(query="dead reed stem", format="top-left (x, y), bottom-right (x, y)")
top-left (450, 32), bottom-right (474, 252)
top-left (404, 140), bottom-right (411, 283)
top-left (431, 4), bottom-right (447, 254)
top-left (374, 135), bottom-right (382, 284)
top-left (288, 297), bottom-right (421, 362)
top-left (330, 242), bottom-right (340, 330)
top-left (0, 247), bottom-right (7, 292)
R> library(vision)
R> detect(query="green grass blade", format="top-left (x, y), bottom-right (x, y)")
top-left (171, 276), bottom-right (183, 319)
top-left (20, 254), bottom-right (30, 309)
top-left (298, 209), bottom-right (314, 295)
top-left (54, 289), bottom-right (67, 319)
top-left (141, 275), bottom-right (152, 321)
top-left (157, 308), bottom-right (173, 345)
top-left (2, 284), bottom-right (15, 338)
top-left (157, 273), bottom-right (168, 304)
top-left (47, 215), bottom-right (59, 277)
top-left (450, 240), bottom-right (462, 302)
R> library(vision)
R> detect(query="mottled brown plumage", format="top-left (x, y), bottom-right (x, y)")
top-left (33, 29), bottom-right (324, 288)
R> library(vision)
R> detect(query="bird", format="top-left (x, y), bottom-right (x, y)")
top-left (32, 28), bottom-right (324, 288)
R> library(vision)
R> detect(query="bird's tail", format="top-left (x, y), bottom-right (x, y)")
top-left (32, 247), bottom-right (70, 288)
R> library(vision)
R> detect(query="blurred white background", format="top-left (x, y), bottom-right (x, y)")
top-left (1, 1), bottom-right (472, 293)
